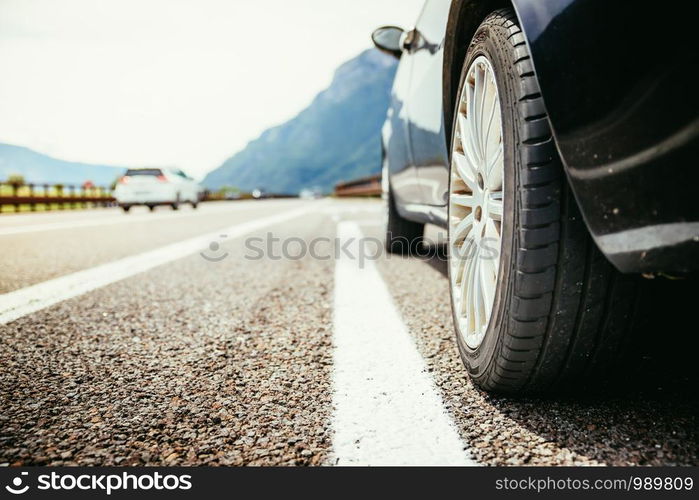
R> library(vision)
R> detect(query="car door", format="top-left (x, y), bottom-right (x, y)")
top-left (384, 48), bottom-right (422, 205)
top-left (405, 0), bottom-right (452, 207)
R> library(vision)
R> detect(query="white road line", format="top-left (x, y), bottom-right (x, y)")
top-left (320, 204), bottom-right (383, 215)
top-left (0, 200), bottom-right (299, 236)
top-left (0, 203), bottom-right (319, 324)
top-left (331, 221), bottom-right (475, 466)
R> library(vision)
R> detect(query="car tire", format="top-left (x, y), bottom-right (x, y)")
top-left (147, 205), bottom-right (155, 212)
top-left (448, 9), bottom-right (642, 394)
top-left (191, 200), bottom-right (198, 209)
top-left (171, 194), bottom-right (180, 211)
top-left (385, 185), bottom-right (424, 255)
top-left (121, 205), bottom-right (130, 213)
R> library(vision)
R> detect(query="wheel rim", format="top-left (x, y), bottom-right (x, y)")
top-left (449, 55), bottom-right (504, 350)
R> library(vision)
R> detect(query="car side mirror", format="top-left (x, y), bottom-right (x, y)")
top-left (371, 26), bottom-right (404, 58)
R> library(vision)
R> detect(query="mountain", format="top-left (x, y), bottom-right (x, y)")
top-left (0, 143), bottom-right (126, 187)
top-left (203, 49), bottom-right (397, 194)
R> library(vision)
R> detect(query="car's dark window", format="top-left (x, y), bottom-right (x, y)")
top-left (125, 169), bottom-right (163, 176)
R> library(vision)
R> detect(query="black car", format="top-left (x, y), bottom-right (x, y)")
top-left (373, 0), bottom-right (699, 394)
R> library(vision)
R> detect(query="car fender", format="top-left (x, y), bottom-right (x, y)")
top-left (444, 0), bottom-right (699, 272)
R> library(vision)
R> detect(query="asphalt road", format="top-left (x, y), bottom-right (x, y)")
top-left (0, 199), bottom-right (697, 466)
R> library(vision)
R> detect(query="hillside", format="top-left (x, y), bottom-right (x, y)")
top-left (203, 49), bottom-right (397, 194)
top-left (0, 143), bottom-right (126, 187)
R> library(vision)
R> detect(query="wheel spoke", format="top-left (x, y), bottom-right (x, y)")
top-left (466, 82), bottom-right (482, 164)
top-left (471, 258), bottom-right (483, 333)
top-left (485, 217), bottom-right (500, 239)
top-left (487, 193), bottom-right (503, 221)
top-left (451, 213), bottom-right (474, 242)
top-left (483, 88), bottom-right (500, 162)
top-left (452, 149), bottom-right (478, 192)
top-left (451, 193), bottom-right (476, 207)
top-left (453, 237), bottom-right (475, 285)
top-left (486, 142), bottom-right (503, 172)
top-left (479, 255), bottom-right (497, 310)
top-left (486, 144), bottom-right (503, 189)
top-left (458, 113), bottom-right (481, 173)
top-left (476, 65), bottom-right (488, 162)
top-left (459, 248), bottom-right (477, 317)
top-left (484, 218), bottom-right (501, 275)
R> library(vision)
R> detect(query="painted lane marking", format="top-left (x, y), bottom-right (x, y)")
top-left (0, 200), bottom-right (304, 236)
top-left (0, 203), bottom-right (319, 324)
top-left (331, 220), bottom-right (476, 465)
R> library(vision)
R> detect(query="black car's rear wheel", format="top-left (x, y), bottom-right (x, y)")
top-left (448, 9), bottom-right (642, 394)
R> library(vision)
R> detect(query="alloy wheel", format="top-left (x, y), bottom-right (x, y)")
top-left (449, 55), bottom-right (505, 350)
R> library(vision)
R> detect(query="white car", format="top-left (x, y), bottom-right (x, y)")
top-left (115, 168), bottom-right (202, 212)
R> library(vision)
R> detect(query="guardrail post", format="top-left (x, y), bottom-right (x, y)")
top-left (29, 184), bottom-right (36, 211)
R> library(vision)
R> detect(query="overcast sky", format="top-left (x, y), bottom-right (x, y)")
top-left (0, 0), bottom-right (424, 178)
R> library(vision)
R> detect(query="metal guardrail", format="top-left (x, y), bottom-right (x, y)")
top-left (334, 174), bottom-right (382, 197)
top-left (202, 192), bottom-right (296, 201)
top-left (0, 182), bottom-right (115, 213)
top-left (0, 182), bottom-right (300, 213)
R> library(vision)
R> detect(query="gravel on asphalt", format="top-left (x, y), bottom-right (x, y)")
top-left (0, 211), bottom-right (335, 466)
top-left (364, 220), bottom-right (699, 467)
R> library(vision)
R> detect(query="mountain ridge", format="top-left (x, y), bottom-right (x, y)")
top-left (203, 49), bottom-right (397, 194)
top-left (0, 143), bottom-right (127, 186)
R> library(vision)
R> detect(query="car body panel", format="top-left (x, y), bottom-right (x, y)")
top-left (382, 0), bottom-right (699, 273)
top-left (405, 0), bottom-right (452, 207)
top-left (382, 50), bottom-right (423, 206)
top-left (512, 0), bottom-right (699, 273)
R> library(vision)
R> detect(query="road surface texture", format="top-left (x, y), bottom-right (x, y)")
top-left (0, 200), bottom-right (697, 466)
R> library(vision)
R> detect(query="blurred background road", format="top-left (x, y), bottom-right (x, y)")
top-left (0, 201), bottom-right (302, 293)
top-left (0, 199), bottom-right (696, 466)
